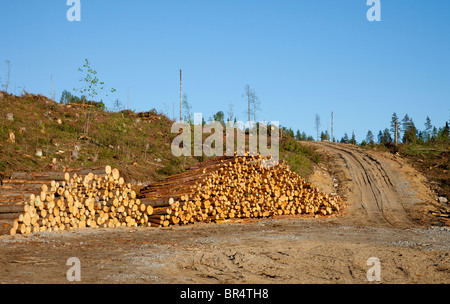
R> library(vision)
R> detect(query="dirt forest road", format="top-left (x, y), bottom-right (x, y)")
top-left (308, 142), bottom-right (441, 228)
top-left (0, 143), bottom-right (449, 284)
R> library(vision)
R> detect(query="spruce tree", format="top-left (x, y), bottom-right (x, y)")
top-left (366, 130), bottom-right (375, 145)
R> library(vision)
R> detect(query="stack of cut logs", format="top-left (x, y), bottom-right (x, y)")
top-left (6, 153), bottom-right (345, 235)
top-left (8, 166), bottom-right (161, 235)
top-left (0, 167), bottom-right (107, 228)
top-left (139, 153), bottom-right (345, 227)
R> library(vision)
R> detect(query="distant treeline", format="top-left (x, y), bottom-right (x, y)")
top-left (282, 112), bottom-right (449, 146)
top-left (360, 113), bottom-right (450, 146)
top-left (60, 90), bottom-right (106, 110)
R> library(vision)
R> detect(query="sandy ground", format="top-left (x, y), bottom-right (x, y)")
top-left (0, 142), bottom-right (449, 284)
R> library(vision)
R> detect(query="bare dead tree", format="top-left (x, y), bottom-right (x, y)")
top-left (243, 84), bottom-right (260, 127)
top-left (246, 85), bottom-right (250, 124)
top-left (50, 73), bottom-right (56, 101)
top-left (180, 69), bottom-right (182, 121)
top-left (315, 114), bottom-right (321, 141)
top-left (5, 60), bottom-right (11, 93)
top-left (227, 101), bottom-right (234, 122)
top-left (331, 111), bottom-right (334, 142)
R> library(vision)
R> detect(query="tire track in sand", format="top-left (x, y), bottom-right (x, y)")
top-left (312, 142), bottom-right (423, 228)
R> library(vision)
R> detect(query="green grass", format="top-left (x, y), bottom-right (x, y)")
top-left (402, 143), bottom-right (447, 158)
top-left (279, 136), bottom-right (322, 177)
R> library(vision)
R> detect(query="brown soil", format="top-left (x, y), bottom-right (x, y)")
top-left (309, 142), bottom-right (446, 228)
top-left (0, 142), bottom-right (449, 284)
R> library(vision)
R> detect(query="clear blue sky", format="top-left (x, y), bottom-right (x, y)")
top-left (1, 0), bottom-right (449, 141)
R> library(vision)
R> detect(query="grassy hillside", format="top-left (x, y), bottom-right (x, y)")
top-left (0, 92), bottom-right (192, 183)
top-left (0, 91), bottom-right (322, 185)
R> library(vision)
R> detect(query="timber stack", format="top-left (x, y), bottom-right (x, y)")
top-left (1, 166), bottom-right (107, 227)
top-left (4, 153), bottom-right (346, 235)
top-left (139, 153), bottom-right (346, 227)
top-left (7, 166), bottom-right (159, 235)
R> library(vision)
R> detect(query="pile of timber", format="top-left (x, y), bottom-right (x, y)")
top-left (0, 166), bottom-right (108, 226)
top-left (7, 166), bottom-right (160, 235)
top-left (139, 153), bottom-right (346, 227)
top-left (5, 153), bottom-right (346, 235)
top-left (136, 111), bottom-right (163, 122)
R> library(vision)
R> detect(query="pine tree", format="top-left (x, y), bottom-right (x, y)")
top-left (287, 128), bottom-right (294, 137)
top-left (320, 130), bottom-right (330, 141)
top-left (341, 133), bottom-right (349, 144)
top-left (438, 122), bottom-right (450, 142)
top-left (402, 114), bottom-right (417, 144)
top-left (380, 128), bottom-right (392, 144)
top-left (424, 116), bottom-right (432, 142)
top-left (431, 126), bottom-right (438, 141)
top-left (401, 114), bottom-right (410, 135)
top-left (444, 122), bottom-right (450, 140)
top-left (301, 132), bottom-right (307, 141)
top-left (350, 131), bottom-right (357, 145)
top-left (390, 113), bottom-right (400, 143)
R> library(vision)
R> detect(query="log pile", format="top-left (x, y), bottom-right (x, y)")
top-left (5, 153), bottom-right (346, 235)
top-left (0, 166), bottom-right (108, 227)
top-left (136, 110), bottom-right (164, 123)
top-left (7, 166), bottom-right (160, 235)
top-left (139, 153), bottom-right (346, 227)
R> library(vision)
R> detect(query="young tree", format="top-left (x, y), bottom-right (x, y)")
top-left (182, 94), bottom-right (193, 124)
top-left (213, 111), bottom-right (225, 125)
top-left (314, 114), bottom-right (321, 141)
top-left (74, 59), bottom-right (115, 135)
